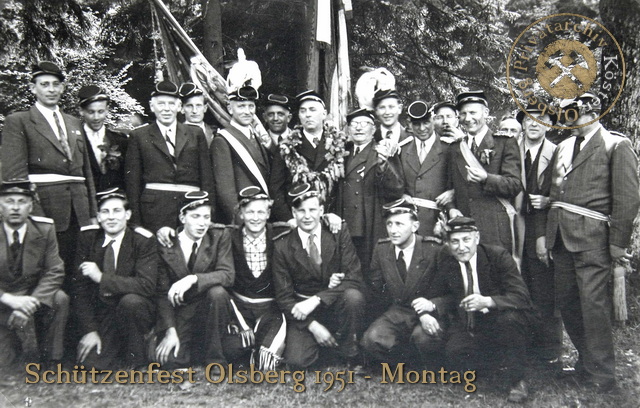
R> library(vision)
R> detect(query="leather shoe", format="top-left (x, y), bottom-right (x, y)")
top-left (507, 380), bottom-right (528, 403)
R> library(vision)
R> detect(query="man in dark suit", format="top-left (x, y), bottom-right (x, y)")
top-left (273, 183), bottom-right (365, 368)
top-left (429, 217), bottom-right (532, 402)
top-left (125, 80), bottom-right (214, 233)
top-left (211, 86), bottom-right (288, 224)
top-left (336, 108), bottom-right (404, 277)
top-left (547, 93), bottom-right (640, 392)
top-left (372, 89), bottom-right (409, 144)
top-left (447, 91), bottom-right (522, 253)
top-left (399, 101), bottom-right (451, 236)
top-left (514, 104), bottom-right (561, 365)
top-left (73, 188), bottom-right (157, 369)
top-left (292, 90), bottom-right (331, 173)
top-left (224, 186), bottom-right (289, 370)
top-left (1, 61), bottom-right (98, 288)
top-left (0, 180), bottom-right (68, 368)
top-left (362, 199), bottom-right (443, 366)
top-left (78, 85), bottom-right (128, 192)
top-left (179, 82), bottom-right (217, 147)
top-left (154, 191), bottom-right (234, 371)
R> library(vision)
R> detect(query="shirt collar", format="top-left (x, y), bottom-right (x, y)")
top-left (297, 225), bottom-right (321, 248)
top-left (524, 139), bottom-right (543, 160)
top-left (103, 229), bottom-right (126, 247)
top-left (381, 122), bottom-right (402, 135)
top-left (469, 125), bottom-right (489, 146)
top-left (156, 120), bottom-right (177, 137)
top-left (394, 234), bottom-right (416, 258)
top-left (230, 120), bottom-right (252, 138)
top-left (243, 227), bottom-right (267, 244)
top-left (4, 222), bottom-right (27, 244)
top-left (35, 101), bottom-right (60, 116)
top-left (581, 124), bottom-right (601, 146)
top-left (178, 230), bottom-right (203, 247)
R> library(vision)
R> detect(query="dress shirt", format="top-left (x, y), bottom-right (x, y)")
top-left (298, 225), bottom-right (322, 257)
top-left (178, 230), bottom-right (203, 268)
top-left (3, 223), bottom-right (27, 245)
top-left (102, 229), bottom-right (126, 269)
top-left (35, 102), bottom-right (66, 141)
top-left (84, 124), bottom-right (106, 165)
top-left (394, 234), bottom-right (417, 266)
top-left (458, 252), bottom-right (481, 296)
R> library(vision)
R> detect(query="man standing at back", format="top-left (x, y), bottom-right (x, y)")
top-left (1, 61), bottom-right (97, 287)
top-left (179, 82), bottom-right (217, 147)
top-left (372, 89), bottom-right (409, 144)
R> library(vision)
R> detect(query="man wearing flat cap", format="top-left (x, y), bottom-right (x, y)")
top-left (273, 183), bottom-right (365, 368)
top-left (0, 180), bottom-right (68, 368)
top-left (179, 82), bottom-right (217, 147)
top-left (73, 188), bottom-right (157, 369)
top-left (429, 217), bottom-right (532, 402)
top-left (78, 85), bottom-right (128, 192)
top-left (514, 104), bottom-right (560, 365)
top-left (431, 101), bottom-right (466, 144)
top-left (362, 198), bottom-right (443, 367)
top-left (447, 90), bottom-right (522, 254)
top-left (290, 90), bottom-right (332, 174)
top-left (223, 186), bottom-right (290, 370)
top-left (154, 191), bottom-right (234, 371)
top-left (211, 85), bottom-right (289, 224)
top-left (399, 101), bottom-right (453, 237)
top-left (547, 92), bottom-right (640, 392)
top-left (1, 61), bottom-right (97, 290)
top-left (263, 93), bottom-right (293, 145)
top-left (372, 89), bottom-right (409, 144)
top-left (125, 80), bottom-right (214, 233)
top-left (336, 108), bottom-right (404, 278)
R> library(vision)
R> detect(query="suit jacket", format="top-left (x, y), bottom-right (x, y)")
top-left (0, 217), bottom-right (64, 307)
top-left (211, 127), bottom-right (288, 224)
top-left (125, 122), bottom-right (215, 228)
top-left (230, 222), bottom-right (291, 299)
top-left (399, 136), bottom-right (451, 236)
top-left (156, 224), bottom-right (234, 332)
top-left (272, 225), bottom-right (363, 327)
top-left (336, 142), bottom-right (405, 265)
top-left (516, 138), bottom-right (556, 256)
top-left (83, 126), bottom-right (128, 192)
top-left (546, 127), bottom-right (640, 251)
top-left (369, 235), bottom-right (441, 308)
top-left (1, 106), bottom-right (97, 231)
top-left (72, 225), bottom-right (158, 335)
top-left (449, 131), bottom-right (523, 250)
top-left (429, 244), bottom-right (532, 323)
top-left (296, 132), bottom-right (330, 172)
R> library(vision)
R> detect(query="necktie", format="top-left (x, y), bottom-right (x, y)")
top-left (53, 112), bottom-right (73, 160)
top-left (354, 146), bottom-right (360, 156)
top-left (9, 230), bottom-right (21, 276)
top-left (464, 262), bottom-right (475, 332)
top-left (165, 130), bottom-right (176, 157)
top-left (312, 137), bottom-right (320, 148)
top-left (470, 136), bottom-right (479, 157)
top-left (418, 141), bottom-right (427, 164)
top-left (307, 234), bottom-right (321, 268)
top-left (396, 251), bottom-right (407, 282)
top-left (103, 239), bottom-right (116, 275)
top-left (385, 130), bottom-right (393, 140)
top-left (524, 149), bottom-right (532, 178)
top-left (571, 136), bottom-right (585, 163)
top-left (187, 242), bottom-right (198, 272)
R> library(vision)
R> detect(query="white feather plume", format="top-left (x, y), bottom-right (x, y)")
top-left (226, 48), bottom-right (262, 92)
top-left (355, 67), bottom-right (396, 110)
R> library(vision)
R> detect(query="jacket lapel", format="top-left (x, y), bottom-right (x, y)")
top-left (537, 139), bottom-right (555, 186)
top-left (115, 229), bottom-right (134, 275)
top-left (174, 122), bottom-right (189, 159)
top-left (161, 239), bottom-right (190, 279)
top-left (63, 112), bottom-right (81, 156)
top-left (568, 130), bottom-right (601, 174)
top-left (0, 227), bottom-right (9, 278)
top-left (22, 220), bottom-right (45, 277)
top-left (418, 136), bottom-right (443, 175)
top-left (320, 228), bottom-right (336, 278)
top-left (149, 123), bottom-right (174, 161)
top-left (82, 128), bottom-right (101, 174)
top-left (346, 144), bottom-right (369, 175)
top-left (404, 139), bottom-right (422, 175)
top-left (29, 107), bottom-right (66, 156)
top-left (193, 232), bottom-right (215, 275)
top-left (290, 231), bottom-right (320, 278)
top-left (403, 237), bottom-right (424, 296)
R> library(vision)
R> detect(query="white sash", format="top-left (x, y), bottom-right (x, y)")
top-left (218, 129), bottom-right (269, 195)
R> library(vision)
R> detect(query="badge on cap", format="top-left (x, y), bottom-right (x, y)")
top-left (96, 188), bottom-right (127, 207)
top-left (265, 94), bottom-right (292, 111)
top-left (238, 186), bottom-right (270, 206)
top-left (456, 91), bottom-right (488, 109)
top-left (382, 197), bottom-right (418, 219)
top-left (78, 85), bottom-right (109, 107)
top-left (407, 101), bottom-right (430, 121)
top-left (446, 216), bottom-right (478, 233)
top-left (0, 179), bottom-right (36, 197)
top-left (295, 90), bottom-right (325, 108)
top-left (180, 191), bottom-right (210, 213)
top-left (151, 80), bottom-right (180, 98)
top-left (288, 183), bottom-right (321, 205)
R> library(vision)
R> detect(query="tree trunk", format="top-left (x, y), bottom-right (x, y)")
top-left (202, 0), bottom-right (224, 75)
top-left (299, 0), bottom-right (319, 92)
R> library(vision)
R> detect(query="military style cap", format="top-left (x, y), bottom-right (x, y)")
top-left (456, 90), bottom-right (489, 109)
top-left (431, 101), bottom-right (457, 115)
top-left (96, 187), bottom-right (127, 207)
top-left (229, 85), bottom-right (259, 102)
top-left (372, 89), bottom-right (401, 107)
top-left (151, 80), bottom-right (180, 98)
top-left (31, 61), bottom-right (65, 82)
top-left (407, 101), bottom-right (430, 121)
top-left (516, 103), bottom-right (558, 125)
top-left (559, 92), bottom-right (602, 115)
top-left (288, 183), bottom-right (321, 205)
top-left (238, 186), bottom-right (270, 207)
top-left (179, 82), bottom-right (204, 101)
top-left (347, 108), bottom-right (375, 123)
top-left (447, 216), bottom-right (478, 233)
top-left (78, 85), bottom-right (110, 107)
top-left (0, 179), bottom-right (36, 197)
top-left (295, 90), bottom-right (325, 108)
top-left (180, 190), bottom-right (210, 214)
top-left (265, 93), bottom-right (292, 111)
top-left (382, 197), bottom-right (418, 219)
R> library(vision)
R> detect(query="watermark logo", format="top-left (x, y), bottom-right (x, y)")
top-left (507, 13), bottom-right (625, 129)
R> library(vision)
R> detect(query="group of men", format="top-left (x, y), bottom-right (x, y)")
top-left (0, 60), bottom-right (638, 403)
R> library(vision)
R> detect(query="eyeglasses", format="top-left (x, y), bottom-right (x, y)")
top-left (349, 121), bottom-right (374, 128)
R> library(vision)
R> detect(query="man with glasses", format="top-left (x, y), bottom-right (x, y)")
top-left (263, 93), bottom-right (293, 145)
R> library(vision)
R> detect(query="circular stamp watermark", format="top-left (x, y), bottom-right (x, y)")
top-left (507, 13), bottom-right (625, 129)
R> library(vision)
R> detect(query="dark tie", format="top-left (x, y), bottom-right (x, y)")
top-left (524, 149), bottom-right (532, 178)
top-left (354, 146), bottom-right (360, 156)
top-left (470, 136), bottom-right (479, 157)
top-left (9, 230), bottom-right (22, 276)
top-left (571, 136), bottom-right (585, 163)
top-left (396, 250), bottom-right (407, 282)
top-left (312, 137), bottom-right (320, 147)
top-left (103, 239), bottom-right (116, 275)
top-left (187, 242), bottom-right (198, 272)
top-left (53, 111), bottom-right (73, 160)
top-left (385, 130), bottom-right (393, 140)
top-left (464, 261), bottom-right (475, 332)
top-left (307, 234), bottom-right (321, 268)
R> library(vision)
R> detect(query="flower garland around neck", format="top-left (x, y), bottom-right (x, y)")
top-left (279, 121), bottom-right (349, 199)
